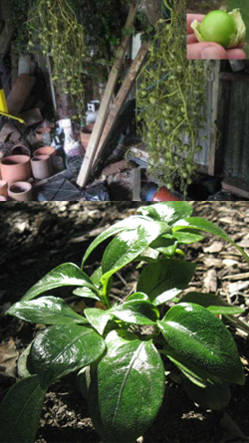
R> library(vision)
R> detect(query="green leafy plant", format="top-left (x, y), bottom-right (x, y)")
top-left (1, 202), bottom-right (248, 443)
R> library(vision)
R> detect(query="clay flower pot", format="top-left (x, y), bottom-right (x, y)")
top-left (31, 154), bottom-right (52, 180)
top-left (0, 155), bottom-right (31, 185)
top-left (33, 146), bottom-right (56, 158)
top-left (152, 186), bottom-right (180, 202)
top-left (80, 130), bottom-right (92, 150)
top-left (10, 144), bottom-right (31, 157)
top-left (8, 181), bottom-right (33, 201)
top-left (0, 180), bottom-right (8, 197)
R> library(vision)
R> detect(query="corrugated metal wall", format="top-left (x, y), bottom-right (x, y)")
top-left (218, 75), bottom-right (249, 184)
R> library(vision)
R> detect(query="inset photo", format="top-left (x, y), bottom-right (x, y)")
top-left (187, 0), bottom-right (249, 59)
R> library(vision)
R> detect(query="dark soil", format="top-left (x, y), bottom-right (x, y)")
top-left (1, 202), bottom-right (249, 443)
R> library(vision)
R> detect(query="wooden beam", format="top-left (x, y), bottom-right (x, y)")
top-left (76, 0), bottom-right (138, 188)
top-left (92, 41), bottom-right (149, 170)
top-left (208, 61), bottom-right (220, 176)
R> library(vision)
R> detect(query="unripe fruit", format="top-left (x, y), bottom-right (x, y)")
top-left (199, 10), bottom-right (236, 48)
top-left (191, 8), bottom-right (246, 49)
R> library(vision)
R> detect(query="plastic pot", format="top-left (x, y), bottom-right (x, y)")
top-left (8, 181), bottom-right (33, 201)
top-left (0, 196), bottom-right (8, 201)
top-left (31, 154), bottom-right (52, 180)
top-left (0, 155), bottom-right (31, 185)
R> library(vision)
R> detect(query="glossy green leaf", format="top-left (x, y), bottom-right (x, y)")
top-left (7, 296), bottom-right (88, 325)
top-left (172, 230), bottom-right (204, 244)
top-left (81, 215), bottom-right (165, 267)
top-left (84, 308), bottom-right (113, 335)
top-left (150, 235), bottom-right (178, 257)
top-left (173, 217), bottom-right (249, 266)
top-left (158, 303), bottom-right (245, 386)
top-left (137, 202), bottom-right (193, 224)
top-left (110, 292), bottom-right (160, 325)
top-left (88, 330), bottom-right (165, 443)
top-left (101, 220), bottom-right (167, 285)
top-left (137, 259), bottom-right (196, 305)
top-left (183, 379), bottom-right (231, 410)
top-left (90, 266), bottom-right (102, 286)
top-left (73, 286), bottom-right (101, 301)
top-left (22, 262), bottom-right (96, 301)
top-left (28, 324), bottom-right (106, 386)
top-left (207, 306), bottom-right (245, 315)
top-left (0, 375), bottom-right (47, 443)
top-left (180, 292), bottom-right (245, 315)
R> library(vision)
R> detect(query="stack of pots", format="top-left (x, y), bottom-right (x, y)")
top-left (0, 144), bottom-right (56, 201)
top-left (0, 154), bottom-right (32, 201)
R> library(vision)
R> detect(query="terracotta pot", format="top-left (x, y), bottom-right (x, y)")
top-left (0, 155), bottom-right (31, 185)
top-left (31, 154), bottom-right (52, 180)
top-left (8, 181), bottom-right (33, 201)
top-left (152, 186), bottom-right (180, 202)
top-left (80, 131), bottom-right (91, 150)
top-left (0, 195), bottom-right (8, 201)
top-left (10, 143), bottom-right (31, 156)
top-left (33, 146), bottom-right (56, 158)
top-left (0, 180), bottom-right (8, 197)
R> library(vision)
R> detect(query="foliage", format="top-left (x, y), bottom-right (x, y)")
top-left (136, 0), bottom-right (208, 195)
top-left (7, 0), bottom-right (30, 54)
top-left (27, 0), bottom-right (87, 121)
top-left (1, 202), bottom-right (248, 442)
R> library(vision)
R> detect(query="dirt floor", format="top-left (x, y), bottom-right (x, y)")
top-left (1, 202), bottom-right (249, 442)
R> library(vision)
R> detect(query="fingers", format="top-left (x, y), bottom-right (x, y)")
top-left (226, 48), bottom-right (247, 59)
top-left (186, 14), bottom-right (205, 34)
top-left (187, 42), bottom-right (228, 59)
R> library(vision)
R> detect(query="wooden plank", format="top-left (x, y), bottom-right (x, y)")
top-left (222, 178), bottom-right (249, 199)
top-left (220, 72), bottom-right (249, 82)
top-left (208, 61), bottom-right (220, 176)
top-left (76, 0), bottom-right (138, 188)
top-left (92, 41), bottom-right (149, 170)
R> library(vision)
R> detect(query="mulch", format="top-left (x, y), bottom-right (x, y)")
top-left (0, 201), bottom-right (249, 442)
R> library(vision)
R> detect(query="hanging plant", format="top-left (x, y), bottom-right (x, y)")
top-left (136, 0), bottom-right (208, 195)
top-left (28, 0), bottom-right (88, 121)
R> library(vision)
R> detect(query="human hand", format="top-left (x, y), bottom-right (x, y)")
top-left (187, 13), bottom-right (246, 60)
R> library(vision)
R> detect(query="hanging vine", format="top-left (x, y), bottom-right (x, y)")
top-left (136, 0), bottom-right (209, 195)
top-left (27, 0), bottom-right (88, 121)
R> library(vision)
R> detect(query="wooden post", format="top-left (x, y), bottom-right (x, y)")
top-left (92, 41), bottom-right (149, 170)
top-left (208, 60), bottom-right (220, 176)
top-left (76, 0), bottom-right (138, 188)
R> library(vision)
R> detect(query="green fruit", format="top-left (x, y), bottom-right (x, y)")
top-left (199, 10), bottom-right (236, 48)
top-left (191, 9), bottom-right (246, 49)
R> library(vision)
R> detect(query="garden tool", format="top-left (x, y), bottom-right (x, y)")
top-left (0, 73), bottom-right (25, 124)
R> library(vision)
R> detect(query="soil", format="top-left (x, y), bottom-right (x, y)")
top-left (1, 202), bottom-right (249, 443)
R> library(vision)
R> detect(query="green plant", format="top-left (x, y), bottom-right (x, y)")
top-left (1, 202), bottom-right (249, 443)
top-left (191, 9), bottom-right (246, 48)
top-left (28, 0), bottom-right (88, 121)
top-left (136, 0), bottom-right (208, 195)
